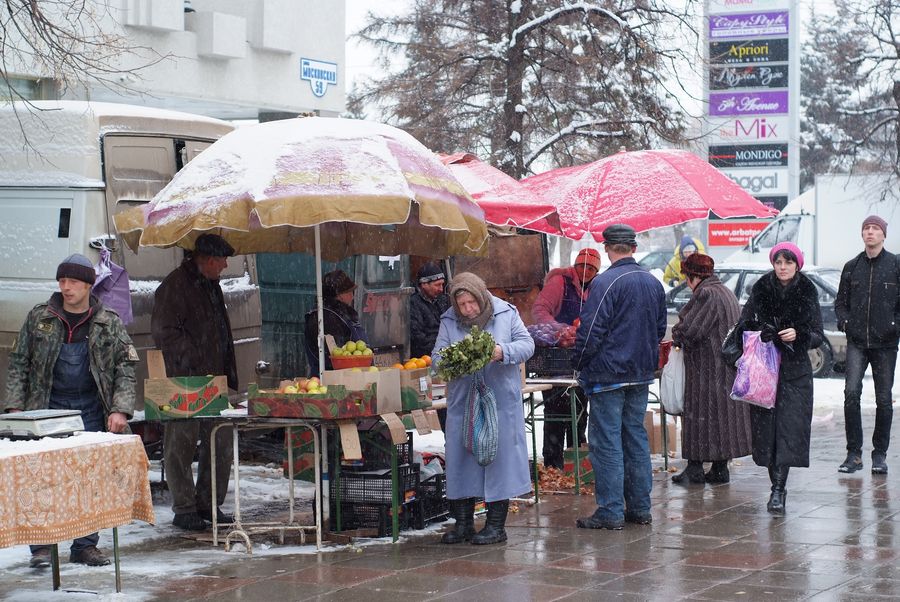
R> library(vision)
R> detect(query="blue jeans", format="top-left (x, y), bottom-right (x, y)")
top-left (587, 385), bottom-right (652, 521)
top-left (843, 342), bottom-right (897, 455)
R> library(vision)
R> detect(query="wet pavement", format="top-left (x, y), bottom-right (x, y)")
top-left (3, 407), bottom-right (899, 601)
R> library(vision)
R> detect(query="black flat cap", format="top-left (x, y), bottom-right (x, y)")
top-left (194, 233), bottom-right (235, 257)
top-left (601, 223), bottom-right (637, 246)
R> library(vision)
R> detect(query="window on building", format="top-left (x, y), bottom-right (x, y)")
top-left (1, 78), bottom-right (41, 100)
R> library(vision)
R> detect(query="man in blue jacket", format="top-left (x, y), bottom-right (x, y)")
top-left (573, 224), bottom-right (667, 530)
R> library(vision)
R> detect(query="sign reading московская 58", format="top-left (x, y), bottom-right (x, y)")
top-left (709, 11), bottom-right (788, 39)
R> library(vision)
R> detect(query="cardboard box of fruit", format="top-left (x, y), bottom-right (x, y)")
top-left (390, 356), bottom-right (433, 410)
top-left (322, 367), bottom-right (402, 414)
top-left (247, 377), bottom-right (378, 420)
top-left (144, 375), bottom-right (229, 420)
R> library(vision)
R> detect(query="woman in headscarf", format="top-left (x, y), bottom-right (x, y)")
top-left (670, 253), bottom-right (752, 485)
top-left (433, 272), bottom-right (534, 545)
top-left (735, 242), bottom-right (824, 515)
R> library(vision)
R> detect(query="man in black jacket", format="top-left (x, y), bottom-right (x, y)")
top-left (835, 215), bottom-right (900, 475)
top-left (409, 262), bottom-right (450, 427)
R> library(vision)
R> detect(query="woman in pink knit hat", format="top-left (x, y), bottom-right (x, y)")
top-left (731, 241), bottom-right (824, 515)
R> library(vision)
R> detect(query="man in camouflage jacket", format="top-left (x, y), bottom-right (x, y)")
top-left (3, 254), bottom-right (138, 569)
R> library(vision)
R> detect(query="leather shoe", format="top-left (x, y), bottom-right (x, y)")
top-left (173, 512), bottom-right (208, 531)
top-left (624, 511), bottom-right (652, 525)
top-left (838, 453), bottom-right (863, 473)
top-left (70, 545), bottom-right (110, 566)
top-left (872, 453), bottom-right (888, 475)
top-left (576, 508), bottom-right (624, 530)
top-left (198, 506), bottom-right (233, 524)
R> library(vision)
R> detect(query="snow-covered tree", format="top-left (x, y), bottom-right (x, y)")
top-left (349, 0), bottom-right (701, 177)
top-left (801, 0), bottom-right (900, 188)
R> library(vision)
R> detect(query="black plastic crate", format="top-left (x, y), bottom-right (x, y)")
top-left (339, 431), bottom-right (413, 471)
top-left (525, 346), bottom-right (575, 377)
top-left (417, 474), bottom-right (449, 523)
top-left (330, 463), bottom-right (420, 505)
top-left (330, 500), bottom-right (424, 536)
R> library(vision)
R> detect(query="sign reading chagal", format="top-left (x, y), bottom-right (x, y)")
top-left (709, 11), bottom-right (788, 39)
top-left (709, 143), bottom-right (789, 168)
top-left (709, 0), bottom-right (787, 15)
top-left (720, 167), bottom-right (789, 195)
top-left (710, 38), bottom-right (788, 64)
top-left (710, 64), bottom-right (788, 90)
top-left (707, 116), bottom-right (789, 143)
top-left (300, 58), bottom-right (337, 98)
top-left (709, 90), bottom-right (788, 116)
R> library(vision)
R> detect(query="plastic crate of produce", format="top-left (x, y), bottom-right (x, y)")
top-left (330, 463), bottom-right (420, 505)
top-left (417, 474), bottom-right (449, 523)
top-left (525, 346), bottom-right (575, 377)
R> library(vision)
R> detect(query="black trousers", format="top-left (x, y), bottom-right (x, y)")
top-left (541, 385), bottom-right (587, 470)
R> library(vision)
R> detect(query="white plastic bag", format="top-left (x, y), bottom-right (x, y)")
top-left (659, 346), bottom-right (685, 416)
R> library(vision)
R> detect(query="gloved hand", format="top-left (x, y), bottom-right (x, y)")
top-left (760, 326), bottom-right (778, 343)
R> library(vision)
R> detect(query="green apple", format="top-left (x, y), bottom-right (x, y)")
top-left (343, 341), bottom-right (355, 352)
top-left (355, 341), bottom-right (367, 352)
top-left (367, 366), bottom-right (379, 372)
top-left (352, 350), bottom-right (363, 356)
top-left (362, 348), bottom-right (373, 356)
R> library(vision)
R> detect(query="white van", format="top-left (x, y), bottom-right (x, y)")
top-left (0, 101), bottom-right (261, 397)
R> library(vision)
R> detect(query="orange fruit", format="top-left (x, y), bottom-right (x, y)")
top-left (422, 355), bottom-right (432, 366)
top-left (391, 363), bottom-right (405, 370)
top-left (403, 360), bottom-right (418, 370)
top-left (414, 358), bottom-right (427, 369)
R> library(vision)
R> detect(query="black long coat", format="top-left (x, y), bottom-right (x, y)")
top-left (737, 271), bottom-right (824, 468)
top-left (672, 275), bottom-right (752, 461)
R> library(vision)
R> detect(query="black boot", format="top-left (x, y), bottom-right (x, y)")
top-left (441, 498), bottom-right (476, 544)
top-left (672, 460), bottom-right (705, 485)
top-left (766, 465), bottom-right (789, 515)
top-left (471, 500), bottom-right (509, 545)
top-left (705, 461), bottom-right (730, 484)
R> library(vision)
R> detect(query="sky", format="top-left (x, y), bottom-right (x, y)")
top-left (344, 1), bottom-right (409, 95)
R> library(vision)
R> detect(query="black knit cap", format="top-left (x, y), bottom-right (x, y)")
top-left (323, 269), bottom-right (356, 298)
top-left (194, 233), bottom-right (235, 258)
top-left (417, 262), bottom-right (445, 284)
top-left (56, 253), bottom-right (96, 285)
top-left (602, 223), bottom-right (637, 246)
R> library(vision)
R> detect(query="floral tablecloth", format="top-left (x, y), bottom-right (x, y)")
top-left (0, 431), bottom-right (155, 547)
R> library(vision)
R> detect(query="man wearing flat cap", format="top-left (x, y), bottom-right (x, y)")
top-left (152, 233), bottom-right (239, 531)
top-left (573, 223), bottom-right (666, 530)
top-left (531, 248), bottom-right (601, 469)
top-left (4, 253), bottom-right (138, 568)
top-left (304, 269), bottom-right (368, 375)
top-left (835, 215), bottom-right (900, 475)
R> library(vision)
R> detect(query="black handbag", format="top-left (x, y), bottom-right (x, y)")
top-left (721, 323), bottom-right (743, 366)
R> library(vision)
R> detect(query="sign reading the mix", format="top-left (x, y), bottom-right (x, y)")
top-left (705, 0), bottom-right (798, 240)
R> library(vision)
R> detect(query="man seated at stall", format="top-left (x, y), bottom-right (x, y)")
top-left (530, 248), bottom-right (600, 469)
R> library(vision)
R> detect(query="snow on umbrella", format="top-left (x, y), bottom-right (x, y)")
top-left (114, 117), bottom-right (488, 260)
top-left (439, 152), bottom-right (562, 234)
top-left (519, 149), bottom-right (778, 241)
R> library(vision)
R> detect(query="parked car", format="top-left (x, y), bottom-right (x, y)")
top-left (666, 262), bottom-right (845, 378)
top-left (636, 250), bottom-right (671, 273)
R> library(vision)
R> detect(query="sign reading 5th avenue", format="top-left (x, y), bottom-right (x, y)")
top-left (709, 90), bottom-right (788, 116)
top-left (710, 38), bottom-right (788, 64)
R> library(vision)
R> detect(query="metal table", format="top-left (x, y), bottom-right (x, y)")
top-left (523, 377), bottom-right (583, 501)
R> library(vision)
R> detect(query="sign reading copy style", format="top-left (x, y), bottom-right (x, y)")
top-left (710, 38), bottom-right (788, 64)
top-left (720, 167), bottom-right (789, 195)
top-left (706, 116), bottom-right (789, 143)
top-left (709, 90), bottom-right (788, 116)
top-left (709, 143), bottom-right (788, 168)
top-left (708, 221), bottom-right (769, 246)
top-left (709, 11), bottom-right (788, 38)
top-left (710, 65), bottom-right (788, 90)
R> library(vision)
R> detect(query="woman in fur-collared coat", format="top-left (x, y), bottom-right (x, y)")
top-left (671, 254), bottom-right (752, 486)
top-left (736, 242), bottom-right (824, 515)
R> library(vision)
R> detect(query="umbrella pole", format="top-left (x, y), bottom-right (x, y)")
top-left (315, 224), bottom-right (326, 379)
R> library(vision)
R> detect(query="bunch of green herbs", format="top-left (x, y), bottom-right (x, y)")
top-left (435, 326), bottom-right (496, 381)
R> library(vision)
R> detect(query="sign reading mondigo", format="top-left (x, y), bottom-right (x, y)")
top-left (709, 11), bottom-right (788, 39)
top-left (706, 115), bottom-right (789, 143)
top-left (708, 221), bottom-right (769, 246)
top-left (710, 64), bottom-right (788, 90)
top-left (710, 38), bottom-right (788, 64)
top-left (720, 167), bottom-right (789, 195)
top-left (709, 90), bottom-right (788, 116)
top-left (709, 143), bottom-right (789, 168)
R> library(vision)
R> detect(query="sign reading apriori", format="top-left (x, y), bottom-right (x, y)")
top-left (710, 38), bottom-right (788, 64)
top-left (709, 11), bottom-right (788, 39)
top-left (709, 143), bottom-right (789, 168)
top-left (707, 116), bottom-right (789, 143)
top-left (709, 0), bottom-right (787, 15)
top-left (709, 90), bottom-right (788, 116)
top-left (720, 167), bottom-right (789, 195)
top-left (300, 58), bottom-right (337, 98)
top-left (710, 65), bottom-right (788, 90)
top-left (708, 220), bottom-right (770, 246)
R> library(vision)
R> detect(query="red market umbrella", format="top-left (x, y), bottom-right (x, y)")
top-left (520, 149), bottom-right (778, 242)
top-left (440, 152), bottom-right (561, 233)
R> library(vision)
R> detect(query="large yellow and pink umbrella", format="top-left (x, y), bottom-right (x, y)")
top-left (115, 117), bottom-right (488, 371)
